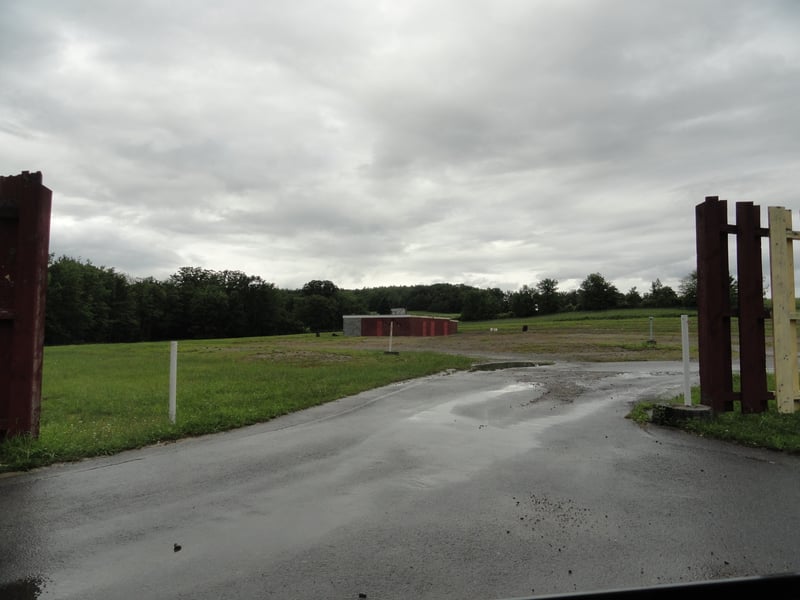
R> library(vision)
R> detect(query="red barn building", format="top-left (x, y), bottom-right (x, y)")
top-left (343, 314), bottom-right (458, 337)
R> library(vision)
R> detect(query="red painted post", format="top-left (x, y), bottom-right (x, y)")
top-left (0, 171), bottom-right (52, 439)
top-left (695, 197), bottom-right (734, 413)
top-left (735, 202), bottom-right (771, 413)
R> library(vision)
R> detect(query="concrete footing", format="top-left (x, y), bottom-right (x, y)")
top-left (651, 404), bottom-right (712, 426)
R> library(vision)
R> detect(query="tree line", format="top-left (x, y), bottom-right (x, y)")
top-left (43, 255), bottom-right (699, 345)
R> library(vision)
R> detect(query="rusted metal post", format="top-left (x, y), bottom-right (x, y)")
top-left (735, 202), bottom-right (771, 413)
top-left (0, 171), bottom-right (52, 439)
top-left (695, 197), bottom-right (734, 413)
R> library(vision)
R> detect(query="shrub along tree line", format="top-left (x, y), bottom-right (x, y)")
top-left (44, 255), bottom-right (701, 345)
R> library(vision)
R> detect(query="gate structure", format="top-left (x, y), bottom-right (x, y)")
top-left (695, 197), bottom-right (771, 414)
top-left (0, 171), bottom-right (52, 439)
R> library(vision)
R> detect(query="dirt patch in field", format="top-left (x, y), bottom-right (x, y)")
top-left (247, 350), bottom-right (354, 364)
top-left (303, 328), bottom-right (688, 363)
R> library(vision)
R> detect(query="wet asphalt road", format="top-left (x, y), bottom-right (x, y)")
top-left (2, 360), bottom-right (800, 600)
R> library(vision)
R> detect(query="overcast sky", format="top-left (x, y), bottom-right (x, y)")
top-left (3, 1), bottom-right (799, 293)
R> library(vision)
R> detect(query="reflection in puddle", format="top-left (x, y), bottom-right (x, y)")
top-left (393, 377), bottom-right (625, 489)
top-left (409, 381), bottom-right (548, 426)
top-left (486, 382), bottom-right (545, 395)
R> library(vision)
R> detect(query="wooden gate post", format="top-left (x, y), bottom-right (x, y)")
top-left (735, 202), bottom-right (771, 414)
top-left (695, 197), bottom-right (734, 413)
top-left (0, 171), bottom-right (52, 439)
top-left (767, 206), bottom-right (800, 414)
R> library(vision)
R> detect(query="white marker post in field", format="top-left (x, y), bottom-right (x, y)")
top-left (169, 341), bottom-right (178, 423)
top-left (681, 315), bottom-right (691, 406)
top-left (385, 320), bottom-right (399, 355)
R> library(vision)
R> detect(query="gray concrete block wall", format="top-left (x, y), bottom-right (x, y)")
top-left (343, 316), bottom-right (362, 337)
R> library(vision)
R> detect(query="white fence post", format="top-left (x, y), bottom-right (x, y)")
top-left (169, 341), bottom-right (177, 424)
top-left (681, 315), bottom-right (691, 406)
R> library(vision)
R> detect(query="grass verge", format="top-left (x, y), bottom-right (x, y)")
top-left (627, 374), bottom-right (800, 454)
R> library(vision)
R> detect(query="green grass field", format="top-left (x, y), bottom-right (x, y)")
top-left (2, 309), bottom-right (798, 472)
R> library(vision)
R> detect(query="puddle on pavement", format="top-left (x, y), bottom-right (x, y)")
top-left (486, 382), bottom-right (544, 395)
top-left (471, 361), bottom-right (551, 371)
top-left (408, 381), bottom-right (547, 425)
top-left (391, 380), bottom-right (625, 489)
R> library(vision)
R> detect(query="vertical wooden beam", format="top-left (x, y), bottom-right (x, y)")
top-left (768, 206), bottom-right (800, 414)
top-left (696, 197), bottom-right (734, 413)
top-left (735, 202), bottom-right (770, 413)
top-left (0, 171), bottom-right (52, 439)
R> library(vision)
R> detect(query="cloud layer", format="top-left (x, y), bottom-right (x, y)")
top-left (3, 0), bottom-right (798, 292)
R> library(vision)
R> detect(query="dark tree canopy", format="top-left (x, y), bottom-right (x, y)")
top-left (43, 256), bottom-right (699, 345)
top-left (577, 273), bottom-right (621, 311)
top-left (45, 259), bottom-right (300, 345)
top-left (642, 279), bottom-right (680, 308)
top-left (460, 289), bottom-right (503, 321)
top-left (624, 286), bottom-right (642, 308)
top-left (536, 278), bottom-right (560, 314)
top-left (302, 280), bottom-right (339, 298)
top-left (679, 271), bottom-right (697, 307)
top-left (508, 285), bottom-right (538, 318)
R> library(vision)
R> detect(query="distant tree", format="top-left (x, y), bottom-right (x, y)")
top-left (106, 272), bottom-right (139, 342)
top-left (371, 291), bottom-right (399, 314)
top-left (623, 287), bottom-right (642, 308)
top-left (130, 277), bottom-right (168, 340)
top-left (245, 283), bottom-right (301, 335)
top-left (642, 279), bottom-right (680, 308)
top-left (460, 289), bottom-right (502, 321)
top-left (678, 271), bottom-right (697, 307)
top-left (536, 278), bottom-right (560, 314)
top-left (45, 256), bottom-right (129, 344)
top-left (302, 280), bottom-right (339, 298)
top-left (428, 283), bottom-right (468, 314)
top-left (557, 289), bottom-right (579, 312)
top-left (354, 283), bottom-right (488, 316)
top-left (487, 287), bottom-right (508, 314)
top-left (338, 289), bottom-right (369, 316)
top-left (294, 294), bottom-right (341, 332)
top-left (509, 285), bottom-right (538, 318)
top-left (187, 284), bottom-right (229, 338)
top-left (577, 273), bottom-right (621, 311)
top-left (166, 267), bottom-right (226, 338)
top-left (161, 267), bottom-right (298, 339)
top-left (406, 285), bottom-right (432, 311)
top-left (295, 279), bottom-right (346, 331)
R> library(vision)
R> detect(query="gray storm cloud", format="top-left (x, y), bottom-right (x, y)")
top-left (2, 0), bottom-right (798, 290)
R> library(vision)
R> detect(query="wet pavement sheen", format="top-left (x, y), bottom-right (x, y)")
top-left (2, 361), bottom-right (800, 599)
